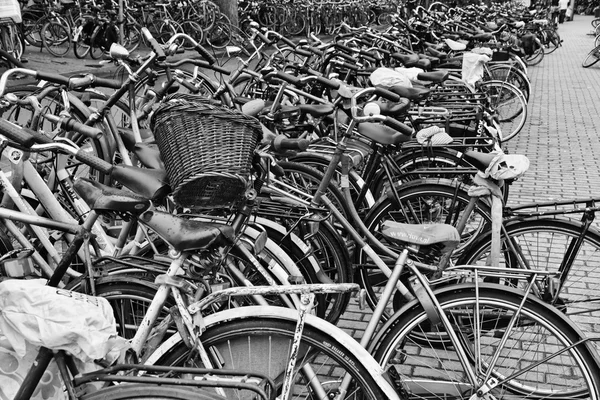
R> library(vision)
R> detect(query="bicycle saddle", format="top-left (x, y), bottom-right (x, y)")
top-left (462, 150), bottom-right (498, 172)
top-left (74, 178), bottom-right (151, 214)
top-left (416, 71), bottom-right (449, 83)
top-left (391, 53), bottom-right (421, 67)
top-left (380, 221), bottom-right (460, 251)
top-left (471, 32), bottom-right (493, 42)
top-left (357, 123), bottom-right (412, 146)
top-left (444, 38), bottom-right (467, 52)
top-left (372, 98), bottom-right (411, 117)
top-left (139, 210), bottom-right (235, 252)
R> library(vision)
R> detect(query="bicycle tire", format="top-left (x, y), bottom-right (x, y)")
top-left (592, 17), bottom-right (600, 28)
top-left (373, 284), bottom-right (600, 399)
top-left (582, 45), bottom-right (600, 68)
top-left (477, 80), bottom-right (528, 142)
top-left (523, 37), bottom-right (545, 66)
top-left (119, 23), bottom-right (141, 52)
top-left (179, 20), bottom-right (204, 50)
top-left (542, 28), bottom-right (561, 54)
top-left (73, 23), bottom-right (91, 59)
top-left (21, 12), bottom-right (44, 48)
top-left (205, 19), bottom-right (232, 49)
top-left (595, 34), bottom-right (600, 48)
top-left (486, 64), bottom-right (531, 102)
top-left (41, 21), bottom-right (71, 57)
top-left (151, 314), bottom-right (388, 400)
top-left (457, 218), bottom-right (600, 328)
top-left (82, 384), bottom-right (226, 400)
top-left (359, 179), bottom-right (492, 318)
top-left (89, 25), bottom-right (106, 60)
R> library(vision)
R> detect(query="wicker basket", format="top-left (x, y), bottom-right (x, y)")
top-left (150, 94), bottom-right (262, 209)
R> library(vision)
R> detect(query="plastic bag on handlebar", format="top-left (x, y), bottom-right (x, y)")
top-left (479, 152), bottom-right (530, 181)
top-left (0, 279), bottom-right (129, 363)
top-left (369, 67), bottom-right (412, 88)
top-left (461, 52), bottom-right (491, 86)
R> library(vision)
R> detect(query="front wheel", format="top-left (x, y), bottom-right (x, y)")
top-left (457, 218), bottom-right (600, 331)
top-left (477, 80), bottom-right (528, 142)
top-left (582, 45), bottom-right (600, 68)
top-left (373, 284), bottom-right (600, 399)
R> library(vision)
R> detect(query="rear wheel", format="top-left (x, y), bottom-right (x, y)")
top-left (153, 316), bottom-right (387, 400)
top-left (41, 21), bottom-right (71, 57)
top-left (457, 218), bottom-right (600, 333)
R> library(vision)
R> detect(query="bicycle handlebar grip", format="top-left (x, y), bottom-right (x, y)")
top-left (306, 46), bottom-right (324, 57)
top-left (384, 118), bottom-right (414, 136)
top-left (141, 27), bottom-right (166, 61)
top-left (194, 43), bottom-right (216, 65)
top-left (335, 61), bottom-right (359, 71)
top-left (61, 118), bottom-right (103, 140)
top-left (0, 119), bottom-right (36, 148)
top-left (69, 74), bottom-right (95, 90)
top-left (210, 63), bottom-right (231, 75)
top-left (75, 148), bottom-right (113, 175)
top-left (374, 87), bottom-right (401, 102)
top-left (254, 30), bottom-right (273, 46)
top-left (275, 71), bottom-right (302, 86)
top-left (272, 136), bottom-right (310, 152)
top-left (278, 35), bottom-right (296, 48)
top-left (179, 78), bottom-right (200, 94)
top-left (36, 71), bottom-right (70, 86)
top-left (315, 76), bottom-right (340, 90)
top-left (335, 42), bottom-right (355, 54)
top-left (294, 48), bottom-right (312, 57)
top-left (93, 76), bottom-right (123, 89)
top-left (334, 51), bottom-right (355, 63)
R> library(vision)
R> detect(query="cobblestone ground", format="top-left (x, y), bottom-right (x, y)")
top-left (339, 16), bottom-right (600, 347)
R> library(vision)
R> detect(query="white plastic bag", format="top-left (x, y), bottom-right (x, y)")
top-left (461, 52), bottom-right (491, 87)
top-left (0, 279), bottom-right (128, 363)
top-left (369, 67), bottom-right (413, 88)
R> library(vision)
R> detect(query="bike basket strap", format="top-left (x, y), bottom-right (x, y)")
top-left (150, 94), bottom-right (262, 209)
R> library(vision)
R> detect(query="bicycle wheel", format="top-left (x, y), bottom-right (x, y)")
top-left (373, 284), bottom-right (600, 399)
top-left (205, 19), bottom-right (231, 49)
top-left (41, 21), bottom-right (71, 57)
top-left (486, 64), bottom-right (531, 102)
top-left (582, 45), bottom-right (600, 68)
top-left (82, 384), bottom-right (226, 400)
top-left (89, 26), bottom-right (106, 60)
top-left (359, 179), bottom-right (492, 318)
top-left (596, 34), bottom-right (600, 48)
top-left (152, 315), bottom-right (388, 400)
top-left (478, 80), bottom-right (527, 142)
top-left (179, 20), bottom-right (204, 50)
top-left (523, 38), bottom-right (545, 66)
top-left (122, 23), bottom-right (142, 52)
top-left (72, 23), bottom-right (91, 59)
top-left (21, 12), bottom-right (44, 48)
top-left (542, 28), bottom-right (561, 54)
top-left (457, 218), bottom-right (600, 329)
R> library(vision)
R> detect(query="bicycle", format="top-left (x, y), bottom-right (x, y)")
top-left (0, 119), bottom-right (401, 400)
